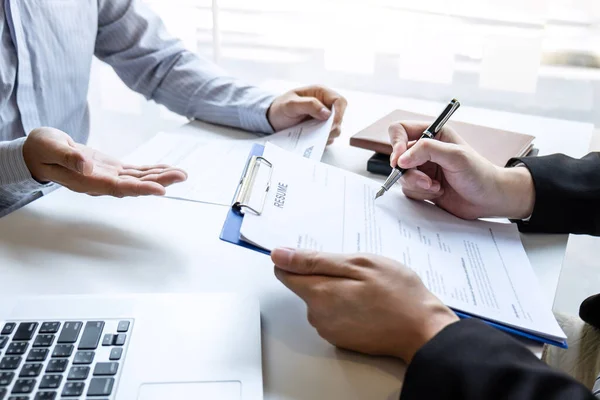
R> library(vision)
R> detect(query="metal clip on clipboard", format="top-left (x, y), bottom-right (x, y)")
top-left (232, 155), bottom-right (273, 215)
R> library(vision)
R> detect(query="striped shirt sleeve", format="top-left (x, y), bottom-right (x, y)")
top-left (94, 0), bottom-right (276, 134)
top-left (0, 137), bottom-right (53, 195)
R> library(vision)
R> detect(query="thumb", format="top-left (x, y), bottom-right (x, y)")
top-left (388, 123), bottom-right (409, 167)
top-left (50, 141), bottom-right (93, 175)
top-left (398, 139), bottom-right (469, 171)
top-left (290, 97), bottom-right (331, 121)
top-left (272, 248), bottom-right (355, 278)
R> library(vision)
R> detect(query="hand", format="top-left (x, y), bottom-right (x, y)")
top-left (388, 122), bottom-right (535, 220)
top-left (23, 127), bottom-right (187, 197)
top-left (272, 248), bottom-right (458, 363)
top-left (268, 85), bottom-right (348, 145)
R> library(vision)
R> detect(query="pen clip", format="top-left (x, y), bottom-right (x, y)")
top-left (428, 99), bottom-right (461, 135)
top-left (232, 155), bottom-right (273, 216)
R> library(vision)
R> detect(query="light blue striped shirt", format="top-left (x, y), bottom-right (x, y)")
top-left (0, 0), bottom-right (276, 216)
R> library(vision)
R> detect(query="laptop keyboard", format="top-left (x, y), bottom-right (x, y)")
top-left (0, 319), bottom-right (132, 400)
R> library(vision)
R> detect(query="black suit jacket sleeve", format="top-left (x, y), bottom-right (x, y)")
top-left (400, 320), bottom-right (595, 400)
top-left (511, 152), bottom-right (600, 236)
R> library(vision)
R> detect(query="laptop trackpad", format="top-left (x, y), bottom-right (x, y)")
top-left (138, 382), bottom-right (241, 400)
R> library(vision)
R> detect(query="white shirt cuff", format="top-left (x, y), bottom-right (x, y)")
top-left (513, 162), bottom-right (532, 222)
top-left (0, 137), bottom-right (55, 194)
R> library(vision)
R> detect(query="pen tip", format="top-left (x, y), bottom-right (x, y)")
top-left (375, 188), bottom-right (385, 200)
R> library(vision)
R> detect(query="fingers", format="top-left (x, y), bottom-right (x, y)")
top-left (139, 170), bottom-right (188, 187)
top-left (397, 139), bottom-right (470, 172)
top-left (402, 187), bottom-right (445, 202)
top-left (100, 176), bottom-right (166, 197)
top-left (327, 120), bottom-right (341, 145)
top-left (388, 123), bottom-right (410, 167)
top-left (120, 163), bottom-right (172, 171)
top-left (326, 102), bottom-right (344, 144)
top-left (399, 169), bottom-right (441, 193)
top-left (120, 165), bottom-right (187, 188)
top-left (120, 167), bottom-right (187, 180)
top-left (44, 165), bottom-right (167, 197)
top-left (271, 248), bottom-right (361, 279)
top-left (332, 97), bottom-right (347, 127)
top-left (274, 268), bottom-right (332, 302)
top-left (294, 85), bottom-right (346, 113)
top-left (389, 121), bottom-right (466, 168)
top-left (268, 85), bottom-right (346, 132)
top-left (392, 120), bottom-right (465, 144)
top-left (120, 168), bottom-right (166, 178)
top-left (111, 178), bottom-right (166, 197)
top-left (295, 86), bottom-right (347, 140)
top-left (291, 97), bottom-right (331, 121)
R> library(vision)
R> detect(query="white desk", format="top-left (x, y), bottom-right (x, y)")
top-left (0, 89), bottom-right (593, 400)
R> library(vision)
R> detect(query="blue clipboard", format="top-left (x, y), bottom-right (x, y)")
top-left (219, 144), bottom-right (271, 256)
top-left (453, 310), bottom-right (568, 348)
top-left (219, 144), bottom-right (568, 349)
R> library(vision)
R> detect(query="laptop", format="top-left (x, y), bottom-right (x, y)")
top-left (0, 293), bottom-right (263, 400)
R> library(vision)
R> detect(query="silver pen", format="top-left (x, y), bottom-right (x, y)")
top-left (375, 99), bottom-right (461, 200)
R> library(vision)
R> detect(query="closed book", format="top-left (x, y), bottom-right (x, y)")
top-left (351, 109), bottom-right (535, 167)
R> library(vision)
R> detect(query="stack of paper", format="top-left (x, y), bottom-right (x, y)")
top-left (236, 143), bottom-right (567, 347)
top-left (126, 113), bottom-right (334, 206)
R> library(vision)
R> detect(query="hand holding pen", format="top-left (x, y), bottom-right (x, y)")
top-left (375, 99), bottom-right (460, 199)
top-left (382, 108), bottom-right (536, 220)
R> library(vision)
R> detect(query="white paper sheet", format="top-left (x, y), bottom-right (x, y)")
top-left (240, 143), bottom-right (566, 342)
top-left (126, 113), bottom-right (334, 206)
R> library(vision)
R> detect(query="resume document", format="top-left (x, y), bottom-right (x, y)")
top-left (241, 143), bottom-right (566, 344)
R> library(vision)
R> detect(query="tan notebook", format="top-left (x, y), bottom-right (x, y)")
top-left (350, 110), bottom-right (535, 167)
